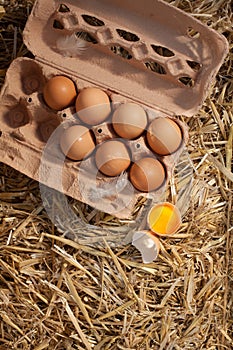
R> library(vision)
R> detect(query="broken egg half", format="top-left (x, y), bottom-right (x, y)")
top-left (132, 230), bottom-right (160, 263)
top-left (148, 202), bottom-right (181, 236)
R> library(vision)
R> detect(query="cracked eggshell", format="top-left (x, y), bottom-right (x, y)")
top-left (132, 230), bottom-right (160, 264)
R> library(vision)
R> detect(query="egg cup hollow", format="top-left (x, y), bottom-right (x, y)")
top-left (147, 201), bottom-right (181, 236)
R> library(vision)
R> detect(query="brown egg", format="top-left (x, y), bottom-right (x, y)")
top-left (112, 103), bottom-right (147, 139)
top-left (129, 157), bottom-right (165, 192)
top-left (95, 140), bottom-right (131, 176)
top-left (43, 76), bottom-right (77, 111)
top-left (147, 117), bottom-right (182, 155)
top-left (60, 125), bottom-right (95, 160)
top-left (75, 87), bottom-right (111, 125)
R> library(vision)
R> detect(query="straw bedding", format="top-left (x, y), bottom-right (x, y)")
top-left (0, 0), bottom-right (232, 349)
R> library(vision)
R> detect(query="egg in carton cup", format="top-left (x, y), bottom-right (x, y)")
top-left (0, 0), bottom-right (228, 243)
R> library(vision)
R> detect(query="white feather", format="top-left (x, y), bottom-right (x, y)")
top-left (115, 171), bottom-right (128, 193)
top-left (82, 171), bottom-right (129, 203)
top-left (55, 33), bottom-right (88, 57)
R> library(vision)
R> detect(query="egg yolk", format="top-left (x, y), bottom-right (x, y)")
top-left (148, 203), bottom-right (181, 235)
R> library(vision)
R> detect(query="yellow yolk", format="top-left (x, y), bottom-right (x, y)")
top-left (148, 202), bottom-right (181, 235)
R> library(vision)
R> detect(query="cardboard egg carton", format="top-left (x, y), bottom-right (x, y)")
top-left (0, 0), bottom-right (228, 218)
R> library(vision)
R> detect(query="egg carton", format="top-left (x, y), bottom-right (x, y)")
top-left (0, 57), bottom-right (187, 218)
top-left (0, 0), bottom-right (228, 219)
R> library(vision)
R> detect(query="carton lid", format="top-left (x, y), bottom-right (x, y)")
top-left (23, 0), bottom-right (228, 116)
